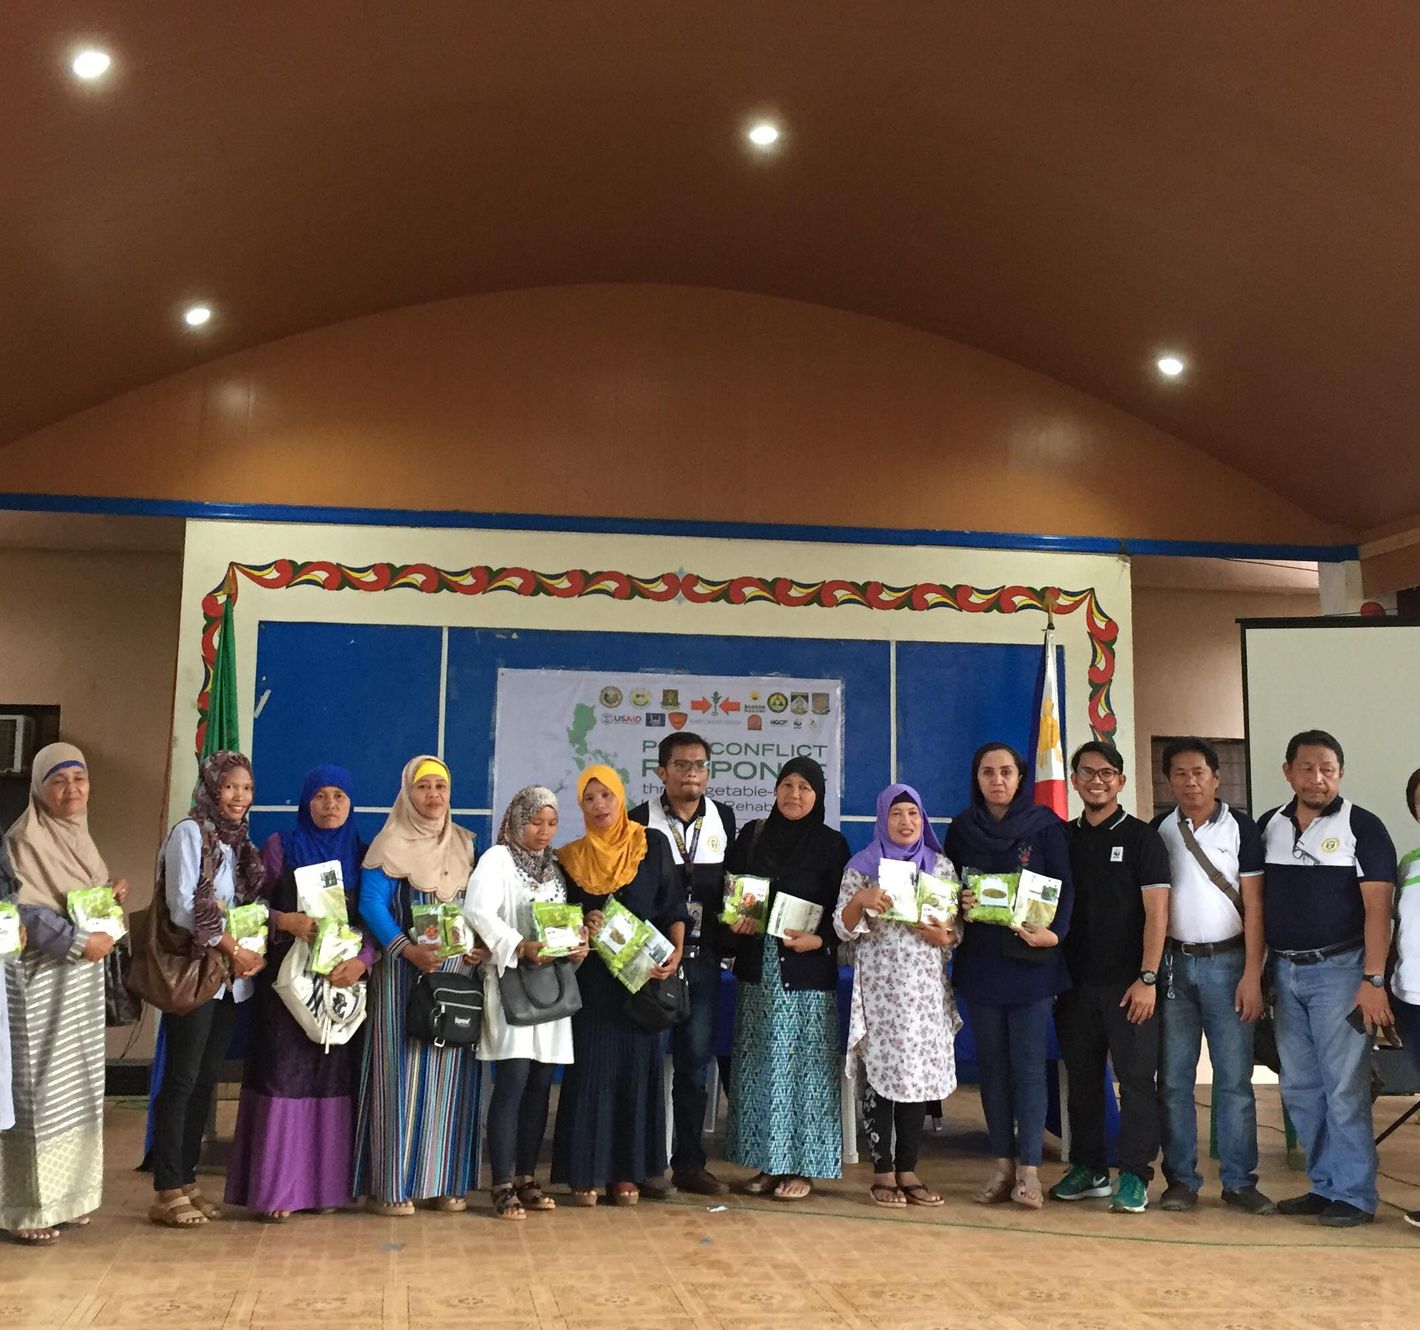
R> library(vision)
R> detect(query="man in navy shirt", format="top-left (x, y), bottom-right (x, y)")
top-left (629, 731), bottom-right (736, 1196)
top-left (1260, 729), bottom-right (1397, 1227)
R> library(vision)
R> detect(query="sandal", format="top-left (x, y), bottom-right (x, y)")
top-left (1011, 1177), bottom-right (1044, 1211)
top-left (491, 1184), bottom-right (526, 1221)
top-left (365, 1199), bottom-right (415, 1216)
top-left (773, 1175), bottom-right (812, 1201)
top-left (63, 1214), bottom-right (92, 1227)
top-left (742, 1171), bottom-right (782, 1195)
top-left (182, 1186), bottom-right (222, 1221)
top-left (609, 1182), bottom-right (640, 1207)
top-left (900, 1183), bottom-right (944, 1208)
top-left (260, 1211), bottom-right (292, 1224)
top-left (148, 1194), bottom-right (206, 1229)
top-left (7, 1226), bottom-right (61, 1245)
top-left (974, 1172), bottom-right (1014, 1205)
top-left (870, 1182), bottom-right (906, 1208)
top-left (515, 1179), bottom-right (556, 1211)
top-left (567, 1190), bottom-right (599, 1207)
top-left (429, 1195), bottom-right (467, 1213)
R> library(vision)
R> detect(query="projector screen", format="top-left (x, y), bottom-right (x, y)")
top-left (1242, 618), bottom-right (1420, 860)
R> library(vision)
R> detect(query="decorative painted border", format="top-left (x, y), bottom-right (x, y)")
top-left (195, 560), bottom-right (1119, 752)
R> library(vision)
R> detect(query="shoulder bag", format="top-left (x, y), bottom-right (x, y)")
top-left (408, 969), bottom-right (484, 1048)
top-left (624, 965), bottom-right (689, 1033)
top-left (125, 871), bottom-right (227, 1016)
top-left (273, 937), bottom-right (368, 1050)
top-left (499, 957), bottom-right (581, 1026)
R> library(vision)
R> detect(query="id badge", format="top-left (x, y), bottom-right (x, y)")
top-left (687, 902), bottom-right (704, 940)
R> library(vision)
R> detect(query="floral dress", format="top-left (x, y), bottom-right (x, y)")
top-left (833, 851), bottom-right (962, 1103)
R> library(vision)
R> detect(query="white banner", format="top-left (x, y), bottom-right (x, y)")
top-left (492, 668), bottom-right (843, 844)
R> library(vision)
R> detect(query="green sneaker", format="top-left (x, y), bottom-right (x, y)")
top-left (1109, 1172), bottom-right (1149, 1213)
top-left (1049, 1165), bottom-right (1111, 1201)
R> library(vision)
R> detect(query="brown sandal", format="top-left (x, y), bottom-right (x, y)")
top-left (742, 1171), bottom-right (781, 1195)
top-left (974, 1172), bottom-right (1014, 1205)
top-left (567, 1189), bottom-right (599, 1207)
top-left (365, 1199), bottom-right (415, 1216)
top-left (870, 1182), bottom-right (906, 1208)
top-left (515, 1180), bottom-right (556, 1211)
top-left (772, 1176), bottom-right (812, 1201)
top-left (181, 1186), bottom-right (222, 1221)
top-left (491, 1184), bottom-right (526, 1221)
top-left (900, 1183), bottom-right (944, 1207)
top-left (609, 1182), bottom-right (640, 1206)
top-left (429, 1195), bottom-right (467, 1213)
top-left (7, 1226), bottom-right (61, 1244)
top-left (148, 1194), bottom-right (206, 1228)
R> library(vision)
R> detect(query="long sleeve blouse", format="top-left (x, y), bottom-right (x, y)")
top-left (163, 818), bottom-right (252, 1003)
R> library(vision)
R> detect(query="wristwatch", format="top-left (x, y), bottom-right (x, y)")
top-left (1363, 973), bottom-right (1385, 988)
top-left (1139, 970), bottom-right (1157, 987)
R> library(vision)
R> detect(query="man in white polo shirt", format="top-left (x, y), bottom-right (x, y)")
top-left (1151, 738), bottom-right (1273, 1215)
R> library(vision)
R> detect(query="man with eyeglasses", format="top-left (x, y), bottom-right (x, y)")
top-left (629, 731), bottom-right (736, 1196)
top-left (1151, 737), bottom-right (1273, 1215)
top-left (1259, 729), bottom-right (1396, 1227)
top-left (1050, 741), bottom-right (1172, 1214)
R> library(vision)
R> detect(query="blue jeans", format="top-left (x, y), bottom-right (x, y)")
top-left (966, 996), bottom-right (1051, 1167)
top-left (1273, 947), bottom-right (1377, 1213)
top-left (669, 951), bottom-right (721, 1174)
top-left (1159, 948), bottom-right (1259, 1193)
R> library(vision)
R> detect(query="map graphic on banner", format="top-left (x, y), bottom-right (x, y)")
top-left (492, 669), bottom-right (844, 844)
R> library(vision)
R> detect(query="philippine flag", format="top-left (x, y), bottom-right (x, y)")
top-left (1033, 627), bottom-right (1068, 817)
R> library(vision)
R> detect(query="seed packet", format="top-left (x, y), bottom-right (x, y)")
top-left (593, 898), bottom-right (671, 993)
top-left (410, 901), bottom-right (471, 957)
top-left (531, 901), bottom-right (584, 957)
top-left (916, 871), bottom-right (961, 927)
top-left (964, 871), bottom-right (1018, 926)
top-left (721, 875), bottom-right (770, 932)
top-left (766, 892), bottom-right (824, 939)
top-left (68, 885), bottom-right (127, 940)
top-left (294, 860), bottom-right (349, 923)
top-left (876, 860), bottom-right (920, 923)
top-left (0, 902), bottom-right (22, 956)
top-left (226, 901), bottom-right (270, 955)
top-left (310, 916), bottom-right (362, 975)
top-left (1011, 870), bottom-right (1062, 930)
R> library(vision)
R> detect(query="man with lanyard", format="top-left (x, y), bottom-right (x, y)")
top-left (1151, 738), bottom-right (1274, 1215)
top-left (1051, 741), bottom-right (1172, 1214)
top-left (1259, 729), bottom-right (1396, 1227)
top-left (629, 731), bottom-right (737, 1196)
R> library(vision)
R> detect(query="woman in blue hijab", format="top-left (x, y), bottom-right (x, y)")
top-left (225, 765), bottom-right (375, 1221)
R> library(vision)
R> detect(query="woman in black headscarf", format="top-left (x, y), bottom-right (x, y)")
top-left (722, 757), bottom-right (850, 1200)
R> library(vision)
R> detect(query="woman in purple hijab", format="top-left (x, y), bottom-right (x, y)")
top-left (833, 784), bottom-right (962, 1208)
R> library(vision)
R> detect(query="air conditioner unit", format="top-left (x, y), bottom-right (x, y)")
top-left (0, 715), bottom-right (36, 776)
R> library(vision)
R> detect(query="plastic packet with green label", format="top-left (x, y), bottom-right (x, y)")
top-left (721, 875), bottom-right (770, 932)
top-left (68, 885), bottom-right (127, 940)
top-left (294, 860), bottom-right (349, 923)
top-left (310, 916), bottom-right (362, 975)
top-left (0, 901), bottom-right (22, 956)
top-left (916, 871), bottom-right (961, 926)
top-left (1011, 870), bottom-right (1061, 930)
top-left (410, 901), bottom-right (470, 957)
top-left (531, 901), bottom-right (584, 957)
top-left (964, 871), bottom-right (1018, 926)
top-left (877, 860), bottom-right (921, 923)
top-left (226, 901), bottom-right (270, 955)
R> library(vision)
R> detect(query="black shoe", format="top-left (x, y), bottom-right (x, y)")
top-left (672, 1167), bottom-right (729, 1196)
top-left (1159, 1181), bottom-right (1197, 1212)
top-left (1404, 1210), bottom-right (1420, 1229)
top-left (1276, 1191), bottom-right (1329, 1216)
top-left (1319, 1200), bottom-right (1373, 1228)
top-left (638, 1175), bottom-right (673, 1201)
top-left (1221, 1186), bottom-right (1277, 1215)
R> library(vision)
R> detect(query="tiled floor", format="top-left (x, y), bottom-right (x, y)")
top-left (2, 1086), bottom-right (1417, 1328)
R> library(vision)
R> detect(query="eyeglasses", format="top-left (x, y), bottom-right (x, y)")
top-left (1076, 766), bottom-right (1120, 783)
top-left (669, 759), bottom-right (709, 773)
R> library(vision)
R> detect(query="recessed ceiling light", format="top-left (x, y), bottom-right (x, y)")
top-left (183, 304), bottom-right (213, 328)
top-left (747, 122), bottom-right (780, 148)
top-left (1156, 354), bottom-right (1185, 378)
top-left (71, 49), bottom-right (112, 80)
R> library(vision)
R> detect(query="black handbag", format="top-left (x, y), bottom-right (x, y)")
top-left (499, 959), bottom-right (582, 1027)
top-left (407, 971), bottom-right (484, 1048)
top-left (103, 935), bottom-right (143, 1027)
top-left (623, 967), bottom-right (689, 1033)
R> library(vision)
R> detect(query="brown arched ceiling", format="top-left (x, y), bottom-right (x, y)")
top-left (3, 1), bottom-right (1418, 534)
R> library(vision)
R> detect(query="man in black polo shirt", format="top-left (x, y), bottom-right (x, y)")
top-left (1050, 741), bottom-right (1172, 1214)
top-left (629, 731), bottom-right (736, 1196)
top-left (1259, 729), bottom-right (1396, 1227)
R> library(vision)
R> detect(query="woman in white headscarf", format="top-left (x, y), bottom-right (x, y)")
top-left (0, 744), bottom-right (128, 1246)
top-left (353, 756), bottom-right (487, 1215)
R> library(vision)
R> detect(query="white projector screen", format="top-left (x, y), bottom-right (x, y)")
top-left (1242, 618), bottom-right (1420, 860)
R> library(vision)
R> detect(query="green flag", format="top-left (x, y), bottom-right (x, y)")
top-left (201, 594), bottom-right (240, 758)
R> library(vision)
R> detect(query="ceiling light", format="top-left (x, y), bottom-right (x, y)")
top-left (71, 49), bottom-right (112, 80)
top-left (747, 122), bottom-right (780, 148)
top-left (1156, 354), bottom-right (1185, 378)
top-left (183, 305), bottom-right (213, 328)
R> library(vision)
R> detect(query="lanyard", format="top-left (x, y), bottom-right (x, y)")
top-left (660, 793), bottom-right (704, 895)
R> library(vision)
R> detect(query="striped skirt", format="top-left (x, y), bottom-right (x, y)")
top-left (0, 951), bottom-right (105, 1229)
top-left (353, 952), bottom-right (482, 1204)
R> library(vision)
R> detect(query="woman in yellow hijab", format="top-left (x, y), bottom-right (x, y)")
top-left (550, 765), bottom-right (688, 1205)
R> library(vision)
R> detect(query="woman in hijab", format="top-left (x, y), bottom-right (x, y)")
top-left (723, 756), bottom-right (851, 1201)
top-left (0, 744), bottom-right (126, 1245)
top-left (835, 784), bottom-right (962, 1207)
top-left (944, 742), bottom-right (1074, 1210)
top-left (225, 764), bottom-right (375, 1221)
top-left (465, 786), bottom-right (588, 1220)
top-left (148, 750), bottom-right (268, 1228)
top-left (550, 765), bottom-right (686, 1206)
top-left (354, 756), bottom-right (486, 1215)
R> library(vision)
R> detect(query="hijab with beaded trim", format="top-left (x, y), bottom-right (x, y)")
top-left (363, 755), bottom-right (475, 902)
top-left (556, 765), bottom-right (647, 894)
top-left (4, 742), bottom-right (110, 912)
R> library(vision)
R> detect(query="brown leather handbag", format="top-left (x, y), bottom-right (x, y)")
top-left (126, 865), bottom-right (227, 1016)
